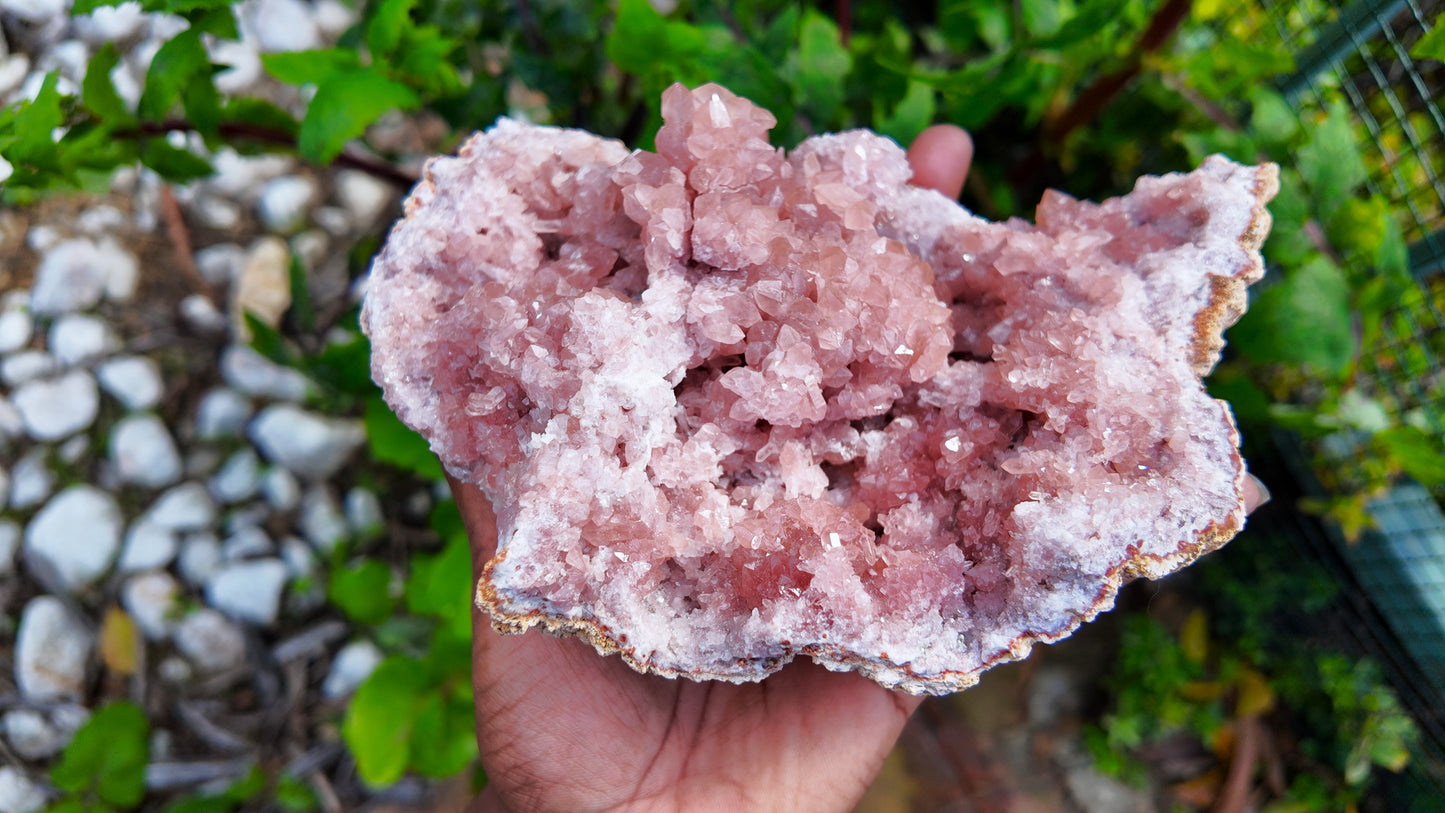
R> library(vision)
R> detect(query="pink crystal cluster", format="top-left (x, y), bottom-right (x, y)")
top-left (363, 84), bottom-right (1277, 694)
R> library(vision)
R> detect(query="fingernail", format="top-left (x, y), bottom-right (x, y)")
top-left (1248, 474), bottom-right (1272, 508)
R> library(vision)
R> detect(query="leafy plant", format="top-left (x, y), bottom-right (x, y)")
top-left (47, 702), bottom-right (149, 813)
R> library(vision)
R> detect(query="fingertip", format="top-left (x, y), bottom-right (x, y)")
top-left (908, 124), bottom-right (973, 200)
top-left (1244, 473), bottom-right (1272, 513)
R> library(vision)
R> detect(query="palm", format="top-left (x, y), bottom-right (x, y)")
top-left (452, 129), bottom-right (974, 812)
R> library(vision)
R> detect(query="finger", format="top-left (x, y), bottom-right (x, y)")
top-left (1243, 472), bottom-right (1271, 514)
top-left (907, 124), bottom-right (973, 199)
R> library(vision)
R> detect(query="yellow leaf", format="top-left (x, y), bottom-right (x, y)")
top-left (101, 607), bottom-right (141, 676)
top-left (1180, 680), bottom-right (1226, 702)
top-left (1181, 608), bottom-right (1209, 665)
top-left (1235, 665), bottom-right (1276, 717)
top-left (1195, 0), bottom-right (1228, 21)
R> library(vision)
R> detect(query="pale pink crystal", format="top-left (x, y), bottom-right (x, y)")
top-left (363, 83), bottom-right (1278, 695)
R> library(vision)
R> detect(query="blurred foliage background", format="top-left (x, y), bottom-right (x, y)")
top-left (3, 0), bottom-right (1444, 810)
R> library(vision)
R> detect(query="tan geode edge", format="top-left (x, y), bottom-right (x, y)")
top-left (464, 161), bottom-right (1282, 697)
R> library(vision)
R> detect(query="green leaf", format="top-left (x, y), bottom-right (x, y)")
top-left (606, 0), bottom-right (707, 77)
top-left (138, 29), bottom-right (211, 123)
top-left (222, 98), bottom-right (300, 137)
top-left (342, 657), bottom-right (433, 786)
top-left (364, 396), bottom-right (444, 480)
top-left (366, 0), bottom-right (416, 59)
top-left (261, 48), bottom-right (361, 86)
top-left (51, 702), bottom-right (149, 807)
top-left (788, 9), bottom-right (851, 126)
top-left (83, 44), bottom-right (132, 124)
top-left (329, 559), bottom-right (396, 625)
top-left (874, 79), bottom-right (935, 151)
top-left (183, 4), bottom-right (238, 38)
top-left (409, 691), bottom-right (478, 778)
top-left (1247, 87), bottom-right (1297, 146)
top-left (298, 69), bottom-right (419, 164)
top-left (245, 311), bottom-right (299, 368)
top-left (1376, 426), bottom-right (1445, 485)
top-left (406, 531), bottom-right (472, 639)
top-left (1206, 368), bottom-right (1271, 425)
top-left (276, 774), bottom-right (318, 812)
top-left (1324, 196), bottom-right (1388, 259)
top-left (1229, 256), bottom-right (1355, 375)
top-left (141, 139), bottom-right (214, 182)
top-left (1410, 22), bottom-right (1445, 62)
top-left (1296, 104), bottom-right (1368, 219)
top-left (1020, 0), bottom-right (1066, 39)
top-left (304, 329), bottom-right (377, 397)
top-left (287, 251), bottom-right (315, 332)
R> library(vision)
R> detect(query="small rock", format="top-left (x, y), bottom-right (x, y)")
top-left (279, 535), bottom-right (316, 579)
top-left (0, 765), bottom-right (48, 813)
top-left (298, 486), bottom-right (349, 552)
top-left (110, 414), bottom-right (183, 488)
top-left (345, 487), bottom-right (385, 538)
top-left (1, 350), bottom-right (58, 387)
top-left (15, 596), bottom-right (93, 701)
top-left (0, 309), bottom-right (32, 353)
top-left (322, 640), bottom-right (384, 698)
top-left (177, 532), bottom-right (223, 587)
top-left (12, 369), bottom-right (99, 441)
top-left (314, 206), bottom-right (351, 235)
top-left (145, 482), bottom-right (217, 530)
top-left (206, 148), bottom-right (292, 199)
top-left (48, 314), bottom-right (120, 365)
top-left (313, 0), bottom-right (356, 36)
top-left (223, 502), bottom-right (271, 535)
top-left (212, 39), bottom-right (262, 94)
top-left (121, 571), bottom-right (181, 640)
top-left (191, 195), bottom-right (243, 230)
top-left (179, 294), bottom-right (229, 334)
top-left (208, 448), bottom-right (262, 503)
top-left (157, 656), bottom-right (193, 683)
top-left (257, 176), bottom-right (316, 234)
top-left (99, 237), bottom-right (140, 303)
top-left (248, 0), bottom-right (320, 52)
top-left (220, 345), bottom-right (314, 401)
top-left (8, 448), bottom-right (54, 509)
top-left (0, 55), bottom-right (32, 99)
top-left (24, 486), bottom-right (123, 592)
top-left (174, 608), bottom-right (247, 672)
top-left (57, 434), bottom-right (89, 464)
top-left (249, 404), bottom-right (365, 480)
top-left (0, 396), bottom-right (23, 445)
top-left (232, 236), bottom-right (292, 337)
top-left (3, 706), bottom-right (87, 759)
top-left (96, 355), bottom-right (164, 410)
top-left (206, 559), bottom-right (288, 626)
top-left (37, 40), bottom-right (87, 81)
top-left (30, 239), bottom-right (104, 315)
top-left (222, 526), bottom-right (272, 560)
top-left (185, 447), bottom-right (223, 478)
top-left (194, 243), bottom-right (246, 287)
top-left (76, 205), bottom-right (128, 234)
top-left (117, 518), bottom-right (178, 572)
top-left (336, 169), bottom-right (394, 228)
top-left (0, 520), bottom-right (18, 573)
top-left (195, 387), bottom-right (253, 440)
top-left (261, 467), bottom-right (301, 511)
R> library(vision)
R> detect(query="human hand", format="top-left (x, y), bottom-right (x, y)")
top-left (452, 125), bottom-right (1268, 812)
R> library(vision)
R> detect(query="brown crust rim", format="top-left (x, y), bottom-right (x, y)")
top-left (469, 159), bottom-right (1278, 696)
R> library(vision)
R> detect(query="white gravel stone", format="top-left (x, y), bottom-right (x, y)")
top-left (117, 518), bottom-right (178, 572)
top-left (99, 237), bottom-right (139, 302)
top-left (298, 485), bottom-right (348, 552)
top-left (57, 434), bottom-right (88, 464)
top-left (313, 0), bottom-right (356, 36)
top-left (158, 656), bottom-right (193, 683)
top-left (0, 54), bottom-right (31, 98)
top-left (206, 148), bottom-right (292, 200)
top-left (1, 350), bottom-right (58, 386)
top-left (31, 238), bottom-right (104, 315)
top-left (110, 413), bottom-right (183, 488)
top-left (223, 501), bottom-right (270, 534)
top-left (23, 486), bottom-right (122, 592)
top-left (73, 2), bottom-right (146, 42)
top-left (249, 404), bottom-right (364, 480)
top-left (177, 532), bottom-right (223, 587)
top-left (208, 448), bottom-right (262, 504)
top-left (0, 765), bottom-right (48, 813)
top-left (0, 0), bottom-right (67, 23)
top-left (121, 571), bottom-right (181, 640)
top-left (0, 520), bottom-right (18, 573)
top-left (3, 706), bottom-right (87, 759)
top-left (192, 195), bottom-right (243, 230)
top-left (233, 236), bottom-right (291, 336)
top-left (206, 558), bottom-right (288, 626)
top-left (195, 243), bottom-right (246, 286)
top-left (15, 596), bottom-right (92, 701)
top-left (97, 355), bottom-right (164, 410)
top-left (174, 608), bottom-right (246, 672)
top-left (12, 369), bottom-right (98, 440)
top-left (261, 467), bottom-right (301, 511)
top-left (249, 0), bottom-right (320, 52)
top-left (279, 535), bottom-right (316, 579)
top-left (314, 206), bottom-right (351, 235)
top-left (77, 205), bottom-right (127, 234)
top-left (8, 448), bottom-right (53, 509)
top-left (336, 169), bottom-right (393, 228)
top-left (220, 345), bottom-right (314, 401)
top-left (212, 38), bottom-right (262, 94)
top-left (222, 526), bottom-right (272, 560)
top-left (345, 486), bottom-right (385, 538)
top-left (49, 313), bottom-right (119, 365)
top-left (257, 175), bottom-right (316, 233)
top-left (0, 395), bottom-right (23, 445)
top-left (0, 309), bottom-right (32, 353)
top-left (145, 482), bottom-right (216, 530)
top-left (322, 640), bottom-right (384, 699)
top-left (37, 39), bottom-right (87, 81)
top-left (179, 294), bottom-right (229, 334)
top-left (195, 388), bottom-right (253, 440)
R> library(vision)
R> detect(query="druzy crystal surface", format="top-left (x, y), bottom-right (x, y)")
top-left (363, 83), bottom-right (1277, 694)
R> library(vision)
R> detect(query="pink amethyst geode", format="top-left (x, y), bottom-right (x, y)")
top-left (363, 83), bottom-right (1278, 695)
